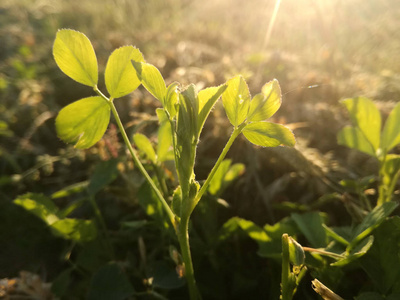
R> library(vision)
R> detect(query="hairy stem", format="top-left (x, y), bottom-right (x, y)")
top-left (178, 215), bottom-right (200, 300)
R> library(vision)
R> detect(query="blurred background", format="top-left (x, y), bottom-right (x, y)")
top-left (1, 0), bottom-right (399, 298)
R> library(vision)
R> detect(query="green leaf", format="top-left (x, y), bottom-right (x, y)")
top-left (148, 261), bottom-right (186, 290)
top-left (105, 46), bottom-right (144, 98)
top-left (14, 193), bottom-right (59, 225)
top-left (50, 218), bottom-right (97, 242)
top-left (53, 29), bottom-right (98, 87)
top-left (337, 126), bottom-right (375, 156)
top-left (350, 201), bottom-right (398, 246)
top-left (197, 84), bottom-right (227, 137)
top-left (131, 61), bottom-right (166, 103)
top-left (382, 154), bottom-right (400, 187)
top-left (87, 159), bottom-right (119, 195)
top-left (288, 236), bottom-right (305, 266)
top-left (208, 160), bottom-right (245, 196)
top-left (133, 133), bottom-right (157, 163)
top-left (51, 181), bottom-right (89, 199)
top-left (222, 75), bottom-right (250, 127)
top-left (292, 212), bottom-right (327, 248)
top-left (165, 82), bottom-right (179, 118)
top-left (175, 85), bottom-right (198, 197)
top-left (381, 102), bottom-right (400, 151)
top-left (55, 96), bottom-right (110, 149)
top-left (331, 235), bottom-right (374, 267)
top-left (208, 159), bottom-right (232, 196)
top-left (341, 97), bottom-right (381, 152)
top-left (360, 217), bottom-right (400, 294)
top-left (242, 121), bottom-right (295, 147)
top-left (88, 263), bottom-right (135, 300)
top-left (156, 109), bottom-right (174, 162)
top-left (356, 292), bottom-right (385, 300)
top-left (247, 79), bottom-right (281, 122)
top-left (323, 224), bottom-right (350, 246)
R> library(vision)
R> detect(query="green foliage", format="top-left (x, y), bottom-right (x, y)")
top-left (338, 97), bottom-right (400, 205)
top-left (14, 193), bottom-right (97, 242)
top-left (87, 263), bottom-right (135, 300)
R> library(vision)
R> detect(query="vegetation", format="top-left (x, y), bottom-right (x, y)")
top-left (1, 0), bottom-right (400, 299)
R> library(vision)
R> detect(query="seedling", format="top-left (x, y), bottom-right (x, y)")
top-left (16, 29), bottom-right (295, 299)
top-left (338, 97), bottom-right (400, 206)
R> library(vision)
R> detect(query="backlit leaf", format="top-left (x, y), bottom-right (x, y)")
top-left (133, 133), bottom-right (157, 164)
top-left (242, 121), bottom-right (295, 147)
top-left (197, 84), bottom-right (227, 137)
top-left (156, 109), bottom-right (174, 162)
top-left (381, 102), bottom-right (400, 151)
top-left (14, 193), bottom-right (59, 225)
top-left (341, 97), bottom-right (381, 152)
top-left (51, 218), bottom-right (97, 242)
top-left (53, 29), bottom-right (98, 87)
top-left (56, 96), bottom-right (110, 149)
top-left (165, 82), bottom-right (179, 118)
top-left (131, 61), bottom-right (166, 103)
top-left (337, 126), bottom-right (376, 156)
top-left (222, 75), bottom-right (250, 127)
top-left (248, 79), bottom-right (281, 122)
top-left (105, 46), bottom-right (144, 98)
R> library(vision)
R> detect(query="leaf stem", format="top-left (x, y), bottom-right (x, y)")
top-left (94, 87), bottom-right (176, 229)
top-left (194, 124), bottom-right (245, 207)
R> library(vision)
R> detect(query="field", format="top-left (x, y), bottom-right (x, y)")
top-left (1, 0), bottom-right (400, 299)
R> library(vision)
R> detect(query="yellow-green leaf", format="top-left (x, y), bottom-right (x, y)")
top-left (381, 102), bottom-right (400, 152)
top-left (341, 97), bottom-right (381, 153)
top-left (248, 79), bottom-right (281, 122)
top-left (242, 121), bottom-right (295, 147)
top-left (133, 133), bottom-right (157, 163)
top-left (53, 29), bottom-right (98, 87)
top-left (197, 84), bottom-right (227, 138)
top-left (55, 96), bottom-right (110, 149)
top-left (105, 46), bottom-right (144, 98)
top-left (131, 61), bottom-right (166, 103)
top-left (222, 75), bottom-right (250, 127)
top-left (337, 126), bottom-right (375, 156)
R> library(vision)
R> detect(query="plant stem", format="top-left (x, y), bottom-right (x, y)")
top-left (194, 124), bottom-right (245, 207)
top-left (281, 233), bottom-right (292, 300)
top-left (94, 87), bottom-right (176, 229)
top-left (177, 215), bottom-right (200, 300)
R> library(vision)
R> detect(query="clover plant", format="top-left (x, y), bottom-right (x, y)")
top-left (15, 29), bottom-right (295, 299)
top-left (337, 97), bottom-right (400, 206)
